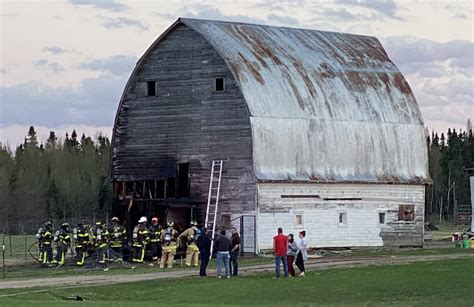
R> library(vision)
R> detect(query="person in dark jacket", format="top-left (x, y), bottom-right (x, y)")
top-left (230, 227), bottom-right (241, 276)
top-left (214, 229), bottom-right (232, 279)
top-left (196, 227), bottom-right (212, 276)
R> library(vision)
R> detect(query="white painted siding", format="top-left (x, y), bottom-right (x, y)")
top-left (257, 183), bottom-right (424, 250)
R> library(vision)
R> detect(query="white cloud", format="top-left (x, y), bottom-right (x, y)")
top-left (68, 0), bottom-right (128, 12)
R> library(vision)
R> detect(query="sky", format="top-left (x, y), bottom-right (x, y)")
top-left (1, 0), bottom-right (473, 149)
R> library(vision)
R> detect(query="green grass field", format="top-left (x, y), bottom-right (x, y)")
top-left (1, 258), bottom-right (473, 306)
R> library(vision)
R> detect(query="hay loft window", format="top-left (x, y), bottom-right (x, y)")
top-left (338, 212), bottom-right (347, 227)
top-left (294, 213), bottom-right (303, 227)
top-left (147, 81), bottom-right (157, 96)
top-left (215, 77), bottom-right (224, 92)
top-left (398, 204), bottom-right (415, 221)
top-left (221, 214), bottom-right (231, 227)
top-left (379, 212), bottom-right (386, 225)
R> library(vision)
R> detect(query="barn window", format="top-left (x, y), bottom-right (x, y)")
top-left (398, 205), bottom-right (415, 221)
top-left (215, 78), bottom-right (225, 91)
top-left (294, 213), bottom-right (303, 226)
top-left (147, 81), bottom-right (157, 96)
top-left (379, 212), bottom-right (386, 225)
top-left (221, 214), bottom-right (231, 227)
top-left (338, 212), bottom-right (347, 226)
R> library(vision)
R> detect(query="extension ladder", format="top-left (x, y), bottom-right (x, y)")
top-left (205, 160), bottom-right (223, 257)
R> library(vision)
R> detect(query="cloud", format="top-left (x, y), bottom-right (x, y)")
top-left (382, 36), bottom-right (474, 77)
top-left (42, 46), bottom-right (68, 54)
top-left (68, 0), bottom-right (127, 12)
top-left (101, 16), bottom-right (148, 31)
top-left (79, 55), bottom-right (137, 75)
top-left (182, 5), bottom-right (266, 25)
top-left (0, 72), bottom-right (127, 128)
top-left (336, 0), bottom-right (401, 19)
top-left (34, 59), bottom-right (64, 72)
top-left (320, 7), bottom-right (361, 21)
top-left (266, 13), bottom-right (299, 26)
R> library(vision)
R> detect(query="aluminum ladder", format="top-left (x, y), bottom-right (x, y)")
top-left (205, 160), bottom-right (223, 257)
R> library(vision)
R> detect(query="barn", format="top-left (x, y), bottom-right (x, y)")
top-left (110, 18), bottom-right (430, 253)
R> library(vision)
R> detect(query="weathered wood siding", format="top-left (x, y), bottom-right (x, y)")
top-left (257, 183), bottom-right (424, 250)
top-left (112, 24), bottom-right (257, 220)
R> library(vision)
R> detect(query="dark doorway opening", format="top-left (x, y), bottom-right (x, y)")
top-left (177, 163), bottom-right (190, 198)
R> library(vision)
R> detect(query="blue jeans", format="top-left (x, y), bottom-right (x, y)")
top-left (275, 255), bottom-right (288, 277)
top-left (216, 252), bottom-right (230, 277)
top-left (230, 251), bottom-right (239, 276)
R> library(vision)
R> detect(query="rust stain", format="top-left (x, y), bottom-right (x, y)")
top-left (250, 50), bottom-right (269, 68)
top-left (228, 25), bottom-right (283, 66)
top-left (377, 72), bottom-right (391, 94)
top-left (227, 59), bottom-right (242, 82)
top-left (394, 73), bottom-right (412, 94)
top-left (317, 63), bottom-right (337, 79)
top-left (291, 57), bottom-right (317, 99)
top-left (239, 52), bottom-right (265, 85)
top-left (283, 71), bottom-right (305, 110)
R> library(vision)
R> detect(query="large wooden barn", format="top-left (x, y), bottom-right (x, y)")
top-left (110, 18), bottom-right (430, 252)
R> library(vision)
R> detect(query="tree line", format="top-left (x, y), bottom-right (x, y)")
top-left (426, 119), bottom-right (473, 223)
top-left (0, 121), bottom-right (473, 234)
top-left (0, 127), bottom-right (112, 234)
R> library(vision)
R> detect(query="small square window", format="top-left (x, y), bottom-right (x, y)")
top-left (398, 205), bottom-right (415, 221)
top-left (221, 214), bottom-right (231, 226)
top-left (147, 81), bottom-right (156, 96)
top-left (295, 214), bottom-right (302, 226)
top-left (215, 78), bottom-right (224, 91)
top-left (379, 212), bottom-right (386, 224)
top-left (338, 212), bottom-right (347, 226)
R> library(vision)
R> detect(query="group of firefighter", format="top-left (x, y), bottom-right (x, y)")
top-left (35, 216), bottom-right (201, 268)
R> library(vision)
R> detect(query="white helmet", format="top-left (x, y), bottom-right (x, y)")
top-left (138, 216), bottom-right (147, 223)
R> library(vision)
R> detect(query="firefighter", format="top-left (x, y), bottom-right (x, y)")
top-left (35, 221), bottom-right (53, 266)
top-left (132, 216), bottom-right (150, 263)
top-left (73, 222), bottom-right (89, 266)
top-left (52, 222), bottom-right (71, 266)
top-left (178, 221), bottom-right (201, 267)
top-left (148, 217), bottom-right (162, 265)
top-left (109, 216), bottom-right (126, 258)
top-left (90, 221), bottom-right (109, 265)
top-left (160, 221), bottom-right (178, 269)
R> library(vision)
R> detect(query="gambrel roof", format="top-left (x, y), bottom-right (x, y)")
top-left (113, 18), bottom-right (430, 183)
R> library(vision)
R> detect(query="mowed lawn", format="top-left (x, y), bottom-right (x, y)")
top-left (1, 258), bottom-right (473, 306)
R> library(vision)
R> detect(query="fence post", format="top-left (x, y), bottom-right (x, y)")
top-left (24, 236), bottom-right (27, 263)
top-left (2, 234), bottom-right (5, 279)
top-left (9, 234), bottom-right (12, 257)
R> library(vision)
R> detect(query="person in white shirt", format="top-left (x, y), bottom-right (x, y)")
top-left (295, 230), bottom-right (308, 277)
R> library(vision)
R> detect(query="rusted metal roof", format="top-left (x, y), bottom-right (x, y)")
top-left (180, 18), bottom-right (429, 183)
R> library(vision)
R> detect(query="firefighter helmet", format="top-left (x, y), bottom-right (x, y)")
top-left (44, 221), bottom-right (52, 228)
top-left (61, 222), bottom-right (69, 228)
top-left (111, 217), bottom-right (120, 223)
top-left (95, 221), bottom-right (103, 227)
top-left (138, 216), bottom-right (147, 223)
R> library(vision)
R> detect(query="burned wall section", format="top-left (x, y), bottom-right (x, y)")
top-left (112, 24), bottom-right (256, 226)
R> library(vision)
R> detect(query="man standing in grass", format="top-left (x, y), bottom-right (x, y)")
top-left (230, 226), bottom-right (241, 276)
top-left (215, 229), bottom-right (232, 279)
top-left (273, 227), bottom-right (288, 278)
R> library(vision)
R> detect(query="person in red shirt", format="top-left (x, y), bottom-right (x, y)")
top-left (273, 227), bottom-right (288, 278)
